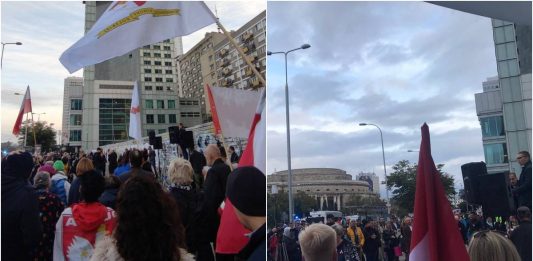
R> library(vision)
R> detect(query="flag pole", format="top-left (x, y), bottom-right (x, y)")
top-left (24, 113), bottom-right (28, 148)
top-left (31, 111), bottom-right (37, 150)
top-left (215, 20), bottom-right (266, 87)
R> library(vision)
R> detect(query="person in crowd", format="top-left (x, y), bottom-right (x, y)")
top-left (141, 148), bottom-right (155, 174)
top-left (33, 171), bottom-right (65, 260)
top-left (507, 215), bottom-right (520, 235)
top-left (1, 151), bottom-right (42, 260)
top-left (228, 146), bottom-right (240, 165)
top-left (510, 206), bottom-right (532, 261)
top-left (331, 223), bottom-right (360, 261)
top-left (114, 150), bottom-right (131, 177)
top-left (468, 230), bottom-right (521, 261)
top-left (118, 149), bottom-right (155, 183)
top-left (455, 214), bottom-right (468, 244)
top-left (189, 145), bottom-right (207, 189)
top-left (30, 155), bottom-right (44, 185)
top-left (178, 123), bottom-right (189, 160)
top-left (91, 175), bottom-right (194, 261)
top-left (92, 147), bottom-right (107, 175)
top-left (268, 227), bottom-right (279, 260)
top-left (363, 221), bottom-right (381, 261)
top-left (468, 212), bottom-right (484, 241)
top-left (485, 216), bottom-right (494, 230)
top-left (383, 221), bottom-right (400, 261)
top-left (167, 158), bottom-right (211, 260)
top-left (61, 156), bottom-right (71, 181)
top-left (68, 157), bottom-right (94, 206)
top-left (54, 169), bottom-right (115, 260)
top-left (225, 166), bottom-right (266, 260)
top-left (202, 144), bottom-right (232, 254)
top-left (98, 175), bottom-right (122, 209)
top-left (38, 163), bottom-right (57, 177)
top-left (283, 226), bottom-right (302, 261)
top-left (509, 172), bottom-right (519, 209)
top-left (299, 223), bottom-right (338, 261)
top-left (514, 151), bottom-right (532, 210)
top-left (108, 149), bottom-right (118, 176)
top-left (346, 219), bottom-right (364, 260)
top-left (401, 217), bottom-right (412, 261)
top-left (50, 160), bottom-right (71, 206)
top-left (148, 147), bottom-right (157, 174)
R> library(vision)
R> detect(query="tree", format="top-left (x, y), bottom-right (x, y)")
top-left (386, 160), bottom-right (455, 216)
top-left (17, 121), bottom-right (57, 152)
top-left (342, 194), bottom-right (387, 216)
top-left (267, 191), bottom-right (317, 227)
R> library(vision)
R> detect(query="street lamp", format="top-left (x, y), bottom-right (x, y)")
top-left (1, 42), bottom-right (22, 69)
top-left (359, 122), bottom-right (390, 213)
top-left (268, 43), bottom-right (311, 223)
top-left (407, 149), bottom-right (419, 153)
top-left (32, 112), bottom-right (46, 122)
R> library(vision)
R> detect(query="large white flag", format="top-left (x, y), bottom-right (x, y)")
top-left (60, 1), bottom-right (216, 73)
top-left (129, 82), bottom-right (142, 140)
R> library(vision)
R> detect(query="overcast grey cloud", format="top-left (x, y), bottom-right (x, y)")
top-left (267, 1), bottom-right (497, 197)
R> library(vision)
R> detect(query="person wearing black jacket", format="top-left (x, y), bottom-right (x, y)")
top-left (510, 206), bottom-right (532, 261)
top-left (514, 151), bottom-right (532, 210)
top-left (1, 151), bottom-right (42, 261)
top-left (178, 123), bottom-right (189, 160)
top-left (92, 148), bottom-right (107, 175)
top-left (119, 149), bottom-right (155, 183)
top-left (189, 146), bottom-right (207, 189)
top-left (108, 150), bottom-right (118, 176)
top-left (363, 221), bottom-right (381, 261)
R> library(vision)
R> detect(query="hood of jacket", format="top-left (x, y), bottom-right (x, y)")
top-left (72, 202), bottom-right (108, 232)
top-left (1, 152), bottom-right (34, 197)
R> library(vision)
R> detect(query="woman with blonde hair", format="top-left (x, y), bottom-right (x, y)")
top-left (468, 230), bottom-right (521, 261)
top-left (68, 157), bottom-right (94, 206)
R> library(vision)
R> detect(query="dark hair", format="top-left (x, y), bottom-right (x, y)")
top-left (104, 175), bottom-right (121, 189)
top-left (61, 156), bottom-right (68, 165)
top-left (219, 146), bottom-right (227, 159)
top-left (115, 176), bottom-right (185, 260)
top-left (517, 207), bottom-right (531, 220)
top-left (518, 151), bottom-right (530, 159)
top-left (129, 149), bottom-right (142, 168)
top-left (142, 149), bottom-right (149, 161)
top-left (119, 150), bottom-right (130, 166)
top-left (80, 169), bottom-right (105, 202)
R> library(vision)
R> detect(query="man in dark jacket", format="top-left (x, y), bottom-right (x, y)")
top-left (92, 147), bottom-right (107, 175)
top-left (178, 123), bottom-right (189, 160)
top-left (228, 146), bottom-right (240, 164)
top-left (514, 151), bottom-right (532, 210)
top-left (1, 151), bottom-right (42, 260)
top-left (189, 145), bottom-right (207, 189)
top-left (118, 149), bottom-right (155, 183)
top-left (108, 149), bottom-right (118, 175)
top-left (202, 144), bottom-right (231, 257)
top-left (510, 206), bottom-right (532, 261)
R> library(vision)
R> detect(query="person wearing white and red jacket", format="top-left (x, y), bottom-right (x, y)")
top-left (53, 169), bottom-right (116, 261)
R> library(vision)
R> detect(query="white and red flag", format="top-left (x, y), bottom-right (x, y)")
top-left (60, 1), bottom-right (217, 73)
top-left (12, 86), bottom-right (32, 135)
top-left (215, 89), bottom-right (266, 254)
top-left (409, 123), bottom-right (469, 261)
top-left (129, 81), bottom-right (142, 140)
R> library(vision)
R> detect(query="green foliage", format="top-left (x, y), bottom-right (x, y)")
top-left (17, 121), bottom-right (57, 152)
top-left (386, 160), bottom-right (456, 215)
top-left (267, 191), bottom-right (317, 227)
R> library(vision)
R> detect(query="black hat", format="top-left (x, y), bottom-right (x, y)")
top-left (3, 151), bottom-right (33, 180)
top-left (226, 166), bottom-right (265, 217)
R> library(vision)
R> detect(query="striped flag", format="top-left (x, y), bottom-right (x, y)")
top-left (409, 123), bottom-right (469, 261)
top-left (129, 82), bottom-right (142, 140)
top-left (12, 86), bottom-right (32, 135)
top-left (216, 89), bottom-right (266, 254)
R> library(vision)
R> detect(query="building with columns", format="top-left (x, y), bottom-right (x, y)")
top-left (268, 168), bottom-right (374, 211)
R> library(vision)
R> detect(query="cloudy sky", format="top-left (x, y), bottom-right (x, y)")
top-left (1, 0), bottom-right (265, 143)
top-left (267, 1), bottom-right (498, 197)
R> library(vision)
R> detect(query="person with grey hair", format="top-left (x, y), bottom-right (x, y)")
top-left (331, 223), bottom-right (360, 261)
top-left (299, 223), bottom-right (338, 261)
top-left (33, 171), bottom-right (64, 260)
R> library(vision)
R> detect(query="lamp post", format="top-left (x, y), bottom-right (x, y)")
top-left (268, 44), bottom-right (311, 223)
top-left (359, 122), bottom-right (390, 214)
top-left (407, 149), bottom-right (419, 153)
top-left (32, 112), bottom-right (46, 122)
top-left (1, 42), bottom-right (22, 69)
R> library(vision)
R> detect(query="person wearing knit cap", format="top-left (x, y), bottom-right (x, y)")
top-left (38, 164), bottom-right (57, 176)
top-left (1, 151), bottom-right (42, 260)
top-left (226, 166), bottom-right (266, 261)
top-left (32, 172), bottom-right (64, 260)
top-left (50, 160), bottom-right (71, 206)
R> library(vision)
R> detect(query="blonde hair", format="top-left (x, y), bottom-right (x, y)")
top-left (298, 223), bottom-right (337, 261)
top-left (468, 231), bottom-right (521, 261)
top-left (76, 157), bottom-right (94, 176)
top-left (168, 158), bottom-right (193, 185)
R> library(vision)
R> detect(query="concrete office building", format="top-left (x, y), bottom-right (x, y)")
top-left (81, 1), bottom-right (201, 149)
top-left (356, 172), bottom-right (380, 195)
top-left (61, 77), bottom-right (84, 150)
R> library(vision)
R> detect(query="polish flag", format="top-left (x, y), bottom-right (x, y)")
top-left (409, 123), bottom-right (469, 261)
top-left (129, 82), bottom-right (142, 140)
top-left (216, 89), bottom-right (265, 254)
top-left (12, 86), bottom-right (32, 135)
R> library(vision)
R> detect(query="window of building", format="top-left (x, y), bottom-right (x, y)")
top-left (164, 54), bottom-right (171, 58)
top-left (156, 86), bottom-right (163, 91)
top-left (168, 100), bottom-right (175, 109)
top-left (165, 69), bottom-right (172, 74)
top-left (154, 61), bottom-right (162, 66)
top-left (165, 61), bottom-right (172, 66)
top-left (166, 78), bottom-right (173, 83)
top-left (146, 114), bottom-right (154, 124)
top-left (157, 100), bottom-right (164, 109)
top-left (143, 52), bottom-right (150, 57)
top-left (496, 42), bottom-right (518, 61)
top-left (145, 85), bottom-right (153, 91)
top-left (144, 77), bottom-right (152, 82)
top-left (153, 45), bottom-right (160, 50)
top-left (144, 60), bottom-right (151, 65)
top-left (71, 99), bottom-right (82, 110)
top-left (70, 114), bottom-right (82, 125)
top-left (155, 77), bottom-right (163, 82)
top-left (145, 100), bottom-right (153, 109)
top-left (154, 53), bottom-right (161, 58)
top-left (154, 69), bottom-right (162, 74)
top-left (70, 130), bottom-right (81, 141)
top-left (498, 60), bottom-right (520, 78)
top-left (164, 46), bottom-right (171, 50)
top-left (493, 25), bottom-right (515, 44)
top-left (169, 114), bottom-right (177, 123)
top-left (157, 114), bottom-right (166, 123)
top-left (163, 39), bottom-right (170, 43)
top-left (483, 143), bottom-right (508, 165)
top-left (144, 45), bottom-right (150, 49)
top-left (167, 86), bottom-right (172, 91)
top-left (180, 112), bottom-right (201, 117)
top-left (144, 68), bottom-right (151, 73)
top-left (99, 99), bottom-right (131, 146)
top-left (480, 116), bottom-right (505, 137)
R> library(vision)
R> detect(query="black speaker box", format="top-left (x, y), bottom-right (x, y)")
top-left (182, 131), bottom-right (194, 148)
top-left (148, 130), bottom-right (156, 145)
top-left (154, 136), bottom-right (163, 150)
top-left (461, 162), bottom-right (487, 204)
top-left (478, 173), bottom-right (515, 218)
top-left (168, 126), bottom-right (179, 144)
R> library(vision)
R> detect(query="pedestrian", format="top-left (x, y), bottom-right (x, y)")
top-left (514, 151), bottom-right (532, 210)
top-left (468, 212), bottom-right (484, 241)
top-left (50, 160), bottom-right (71, 206)
top-left (33, 171), bottom-right (65, 261)
top-left (510, 206), bottom-right (532, 261)
top-left (455, 214), bottom-right (468, 244)
top-left (299, 223), bottom-right (338, 261)
top-left (468, 230), bottom-right (521, 261)
top-left (53, 169), bottom-right (116, 260)
top-left (363, 221), bottom-right (381, 261)
top-left (509, 172), bottom-right (519, 209)
top-left (118, 149), bottom-right (155, 183)
top-left (91, 175), bottom-right (194, 261)
top-left (189, 145), bottom-right (207, 189)
top-left (98, 175), bottom-right (121, 209)
top-left (1, 151), bottom-right (42, 261)
top-left (228, 146), bottom-right (240, 165)
top-left (67, 157), bottom-right (94, 206)
top-left (114, 150), bottom-right (131, 177)
top-left (382, 221), bottom-right (400, 261)
top-left (401, 217), bottom-right (412, 261)
top-left (178, 123), bottom-right (189, 160)
top-left (108, 149), bottom-right (118, 176)
top-left (331, 223), bottom-right (360, 261)
top-left (347, 219), bottom-right (365, 261)
top-left (92, 147), bottom-right (107, 175)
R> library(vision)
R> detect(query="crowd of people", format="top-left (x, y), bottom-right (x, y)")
top-left (2, 142), bottom-right (266, 261)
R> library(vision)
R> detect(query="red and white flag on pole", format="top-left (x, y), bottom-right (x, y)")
top-left (129, 81), bottom-right (142, 140)
top-left (409, 123), bottom-right (469, 261)
top-left (12, 86), bottom-right (32, 135)
top-left (215, 89), bottom-right (266, 254)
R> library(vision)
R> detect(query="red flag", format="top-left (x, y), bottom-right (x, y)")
top-left (12, 86), bottom-right (32, 135)
top-left (409, 123), bottom-right (469, 261)
top-left (216, 89), bottom-right (265, 254)
top-left (206, 84), bottom-right (222, 135)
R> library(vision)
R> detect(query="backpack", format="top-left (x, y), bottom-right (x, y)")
top-left (51, 178), bottom-right (67, 206)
